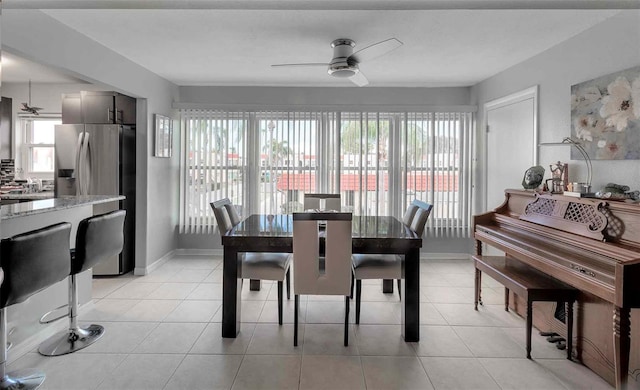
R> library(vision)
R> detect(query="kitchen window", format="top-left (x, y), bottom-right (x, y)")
top-left (22, 117), bottom-right (61, 173)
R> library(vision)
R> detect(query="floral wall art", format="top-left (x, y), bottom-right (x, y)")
top-left (571, 65), bottom-right (640, 160)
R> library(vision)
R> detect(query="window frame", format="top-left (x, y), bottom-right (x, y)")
top-left (20, 115), bottom-right (61, 174)
top-left (180, 109), bottom-right (474, 237)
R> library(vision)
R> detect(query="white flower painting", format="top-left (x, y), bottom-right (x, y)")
top-left (571, 65), bottom-right (640, 160)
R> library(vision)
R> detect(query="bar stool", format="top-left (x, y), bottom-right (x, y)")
top-left (38, 210), bottom-right (126, 356)
top-left (1, 222), bottom-right (72, 390)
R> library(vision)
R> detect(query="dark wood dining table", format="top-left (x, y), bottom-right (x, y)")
top-left (221, 214), bottom-right (423, 342)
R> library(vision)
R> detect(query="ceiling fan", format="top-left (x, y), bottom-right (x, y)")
top-left (21, 79), bottom-right (43, 115)
top-left (271, 38), bottom-right (403, 87)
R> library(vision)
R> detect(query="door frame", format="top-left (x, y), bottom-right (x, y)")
top-left (482, 85), bottom-right (538, 211)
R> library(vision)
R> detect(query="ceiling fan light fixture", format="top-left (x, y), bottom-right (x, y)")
top-left (328, 64), bottom-right (358, 78)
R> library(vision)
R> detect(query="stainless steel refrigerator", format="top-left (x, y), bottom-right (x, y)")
top-left (55, 124), bottom-right (136, 275)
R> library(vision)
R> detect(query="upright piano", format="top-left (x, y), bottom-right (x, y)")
top-left (474, 189), bottom-right (640, 390)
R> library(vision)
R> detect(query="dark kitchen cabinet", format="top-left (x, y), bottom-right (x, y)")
top-left (0, 97), bottom-right (13, 159)
top-left (62, 91), bottom-right (136, 125)
top-left (61, 93), bottom-right (82, 124)
top-left (81, 91), bottom-right (136, 125)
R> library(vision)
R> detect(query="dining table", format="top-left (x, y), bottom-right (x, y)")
top-left (221, 213), bottom-right (423, 342)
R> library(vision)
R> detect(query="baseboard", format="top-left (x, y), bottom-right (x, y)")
top-left (134, 250), bottom-right (174, 276)
top-left (174, 248), bottom-right (222, 256)
top-left (421, 253), bottom-right (471, 260)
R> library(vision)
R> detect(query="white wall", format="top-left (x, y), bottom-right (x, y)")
top-left (472, 10), bottom-right (640, 212)
top-left (178, 85), bottom-right (472, 110)
top-left (2, 10), bottom-right (181, 272)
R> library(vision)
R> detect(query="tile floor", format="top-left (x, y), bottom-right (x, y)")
top-left (9, 255), bottom-right (613, 390)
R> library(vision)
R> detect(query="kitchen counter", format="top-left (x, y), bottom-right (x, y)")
top-left (0, 191), bottom-right (54, 200)
top-left (1, 195), bottom-right (124, 220)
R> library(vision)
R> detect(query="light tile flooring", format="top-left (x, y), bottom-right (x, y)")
top-left (10, 255), bottom-right (612, 390)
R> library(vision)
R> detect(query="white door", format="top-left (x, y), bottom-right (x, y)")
top-left (484, 87), bottom-right (538, 212)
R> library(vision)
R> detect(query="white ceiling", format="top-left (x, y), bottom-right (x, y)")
top-left (3, 2), bottom-right (625, 87)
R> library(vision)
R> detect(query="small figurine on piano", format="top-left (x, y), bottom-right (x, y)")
top-left (549, 161), bottom-right (569, 193)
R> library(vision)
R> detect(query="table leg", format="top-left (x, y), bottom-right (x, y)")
top-left (382, 279), bottom-right (394, 294)
top-left (222, 248), bottom-right (242, 338)
top-left (401, 248), bottom-right (420, 342)
top-left (613, 306), bottom-right (630, 390)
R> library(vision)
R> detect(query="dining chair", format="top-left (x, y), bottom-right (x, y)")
top-left (351, 200), bottom-right (432, 324)
top-left (292, 211), bottom-right (353, 346)
top-left (211, 198), bottom-right (291, 325)
top-left (303, 193), bottom-right (341, 211)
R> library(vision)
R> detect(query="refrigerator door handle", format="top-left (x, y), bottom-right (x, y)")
top-left (75, 133), bottom-right (84, 193)
top-left (83, 133), bottom-right (92, 195)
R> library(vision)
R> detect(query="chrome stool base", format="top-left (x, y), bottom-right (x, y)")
top-left (0, 369), bottom-right (46, 390)
top-left (38, 325), bottom-right (104, 356)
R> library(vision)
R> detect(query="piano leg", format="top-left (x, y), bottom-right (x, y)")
top-left (474, 268), bottom-right (481, 310)
top-left (613, 306), bottom-right (630, 390)
top-left (526, 300), bottom-right (533, 359)
top-left (566, 301), bottom-right (574, 361)
top-left (505, 288), bottom-right (510, 312)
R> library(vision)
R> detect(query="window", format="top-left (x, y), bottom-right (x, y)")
top-left (181, 109), bottom-right (474, 237)
top-left (22, 117), bottom-right (61, 173)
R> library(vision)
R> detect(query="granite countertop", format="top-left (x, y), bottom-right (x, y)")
top-left (0, 191), bottom-right (54, 200)
top-left (1, 195), bottom-right (124, 220)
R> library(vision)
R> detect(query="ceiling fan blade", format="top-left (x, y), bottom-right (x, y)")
top-left (349, 38), bottom-right (403, 64)
top-left (271, 63), bottom-right (329, 68)
top-left (349, 71), bottom-right (369, 87)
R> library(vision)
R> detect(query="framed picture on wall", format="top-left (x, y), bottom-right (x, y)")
top-left (154, 114), bottom-right (172, 158)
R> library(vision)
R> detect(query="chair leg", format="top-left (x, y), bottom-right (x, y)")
top-left (344, 296), bottom-right (350, 347)
top-left (355, 280), bottom-right (362, 325)
top-left (39, 274), bottom-right (104, 356)
top-left (278, 281), bottom-right (284, 326)
top-left (1, 308), bottom-right (46, 390)
top-left (286, 269), bottom-right (291, 300)
top-left (350, 272), bottom-right (354, 300)
top-left (294, 295), bottom-right (299, 347)
top-left (397, 279), bottom-right (402, 301)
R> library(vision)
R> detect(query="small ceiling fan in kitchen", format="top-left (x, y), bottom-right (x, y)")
top-left (271, 37), bottom-right (403, 87)
top-left (21, 79), bottom-right (43, 115)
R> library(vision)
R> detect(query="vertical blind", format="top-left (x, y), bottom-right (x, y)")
top-left (180, 109), bottom-right (474, 237)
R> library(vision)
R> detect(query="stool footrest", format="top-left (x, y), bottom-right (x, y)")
top-left (39, 304), bottom-right (70, 325)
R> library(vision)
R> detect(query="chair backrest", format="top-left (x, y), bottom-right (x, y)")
top-left (210, 198), bottom-right (236, 235)
top-left (73, 210), bottom-right (126, 274)
top-left (303, 193), bottom-right (341, 211)
top-left (401, 204), bottom-right (419, 226)
top-left (293, 212), bottom-right (352, 296)
top-left (408, 200), bottom-right (433, 237)
top-left (1, 222), bottom-right (72, 308)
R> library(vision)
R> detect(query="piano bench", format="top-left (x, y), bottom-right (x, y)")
top-left (472, 255), bottom-right (579, 360)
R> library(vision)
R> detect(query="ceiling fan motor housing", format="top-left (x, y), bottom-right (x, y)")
top-left (328, 38), bottom-right (359, 78)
